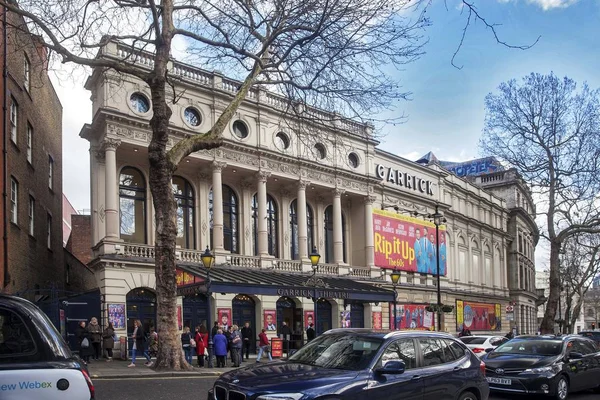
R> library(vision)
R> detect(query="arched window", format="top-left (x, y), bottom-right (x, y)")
top-left (252, 194), bottom-right (279, 257)
top-left (209, 185), bottom-right (239, 253)
top-left (289, 200), bottom-right (314, 260)
top-left (324, 205), bottom-right (346, 263)
top-left (119, 167), bottom-right (146, 243)
top-left (173, 176), bottom-right (195, 249)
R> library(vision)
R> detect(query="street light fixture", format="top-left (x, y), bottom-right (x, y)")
top-left (390, 268), bottom-right (401, 330)
top-left (201, 246), bottom-right (215, 368)
top-left (430, 204), bottom-right (446, 332)
top-left (309, 246), bottom-right (321, 335)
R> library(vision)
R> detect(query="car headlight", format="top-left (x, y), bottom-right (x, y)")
top-left (523, 366), bottom-right (557, 374)
top-left (256, 394), bottom-right (305, 400)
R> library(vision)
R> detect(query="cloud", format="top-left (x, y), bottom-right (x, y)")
top-left (526, 0), bottom-right (579, 10)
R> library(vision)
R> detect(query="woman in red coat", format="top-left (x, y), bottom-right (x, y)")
top-left (195, 325), bottom-right (209, 367)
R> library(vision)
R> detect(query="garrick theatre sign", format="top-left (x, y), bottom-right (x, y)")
top-left (276, 288), bottom-right (350, 300)
top-left (376, 164), bottom-right (435, 196)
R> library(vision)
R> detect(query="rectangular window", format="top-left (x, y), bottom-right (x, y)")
top-left (48, 155), bottom-right (54, 190)
top-left (10, 99), bottom-right (18, 144)
top-left (47, 214), bottom-right (52, 249)
top-left (10, 178), bottom-right (18, 224)
top-left (29, 196), bottom-right (35, 236)
top-left (24, 56), bottom-right (30, 92)
top-left (26, 124), bottom-right (33, 164)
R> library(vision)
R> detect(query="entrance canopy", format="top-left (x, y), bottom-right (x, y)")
top-left (176, 264), bottom-right (394, 303)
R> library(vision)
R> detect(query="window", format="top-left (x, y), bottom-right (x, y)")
top-left (119, 167), bottom-right (147, 243)
top-left (48, 155), bottom-right (54, 190)
top-left (28, 196), bottom-right (35, 236)
top-left (252, 194), bottom-right (279, 257)
top-left (314, 143), bottom-right (327, 160)
top-left (275, 132), bottom-right (290, 150)
top-left (10, 178), bottom-right (18, 224)
top-left (438, 339), bottom-right (461, 363)
top-left (377, 339), bottom-right (416, 369)
top-left (289, 200), bottom-right (314, 260)
top-left (184, 107), bottom-right (201, 127)
top-left (445, 339), bottom-right (467, 359)
top-left (0, 308), bottom-right (36, 357)
top-left (46, 214), bottom-right (52, 249)
top-left (173, 176), bottom-right (195, 249)
top-left (348, 152), bottom-right (359, 168)
top-left (26, 124), bottom-right (33, 164)
top-left (24, 56), bottom-right (30, 92)
top-left (129, 92), bottom-right (150, 113)
top-left (209, 185), bottom-right (239, 253)
top-left (10, 98), bottom-right (18, 144)
top-left (232, 120), bottom-right (249, 139)
top-left (419, 338), bottom-right (445, 367)
top-left (324, 205), bottom-right (346, 263)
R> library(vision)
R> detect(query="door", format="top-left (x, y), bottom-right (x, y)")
top-left (316, 299), bottom-right (332, 335)
top-left (418, 338), bottom-right (468, 400)
top-left (232, 295), bottom-right (256, 353)
top-left (126, 288), bottom-right (156, 356)
top-left (368, 338), bottom-right (423, 400)
top-left (182, 293), bottom-right (208, 331)
top-left (351, 303), bottom-right (365, 328)
top-left (569, 339), bottom-right (598, 391)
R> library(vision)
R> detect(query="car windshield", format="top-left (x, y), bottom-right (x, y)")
top-left (459, 337), bottom-right (488, 344)
top-left (289, 334), bottom-right (383, 370)
top-left (493, 339), bottom-right (562, 356)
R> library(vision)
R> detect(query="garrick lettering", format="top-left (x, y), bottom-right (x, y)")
top-left (376, 164), bottom-right (434, 196)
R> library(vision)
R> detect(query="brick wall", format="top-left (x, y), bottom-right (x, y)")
top-left (66, 215), bottom-right (93, 266)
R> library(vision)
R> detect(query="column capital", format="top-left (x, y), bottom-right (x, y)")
top-left (298, 179), bottom-right (310, 190)
top-left (364, 195), bottom-right (377, 205)
top-left (257, 170), bottom-right (272, 183)
top-left (211, 161), bottom-right (227, 172)
top-left (102, 138), bottom-right (121, 151)
top-left (333, 188), bottom-right (345, 197)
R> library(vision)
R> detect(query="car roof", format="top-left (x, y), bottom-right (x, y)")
top-left (323, 328), bottom-right (456, 340)
top-left (512, 334), bottom-right (585, 341)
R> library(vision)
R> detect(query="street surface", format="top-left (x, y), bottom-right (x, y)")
top-left (94, 377), bottom-right (599, 400)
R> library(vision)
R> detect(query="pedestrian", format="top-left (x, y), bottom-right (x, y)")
top-left (76, 320), bottom-right (93, 364)
top-left (211, 321), bottom-right (219, 337)
top-left (181, 326), bottom-right (193, 365)
top-left (195, 325), bottom-right (208, 367)
top-left (281, 321), bottom-right (292, 354)
top-left (458, 324), bottom-right (472, 337)
top-left (213, 329), bottom-right (228, 368)
top-left (144, 325), bottom-right (158, 366)
top-left (256, 328), bottom-right (272, 363)
top-left (224, 326), bottom-right (233, 364)
top-left (87, 317), bottom-right (102, 361)
top-left (505, 330), bottom-right (514, 340)
top-left (102, 321), bottom-right (115, 361)
top-left (241, 322), bottom-right (253, 361)
top-left (128, 319), bottom-right (145, 368)
top-left (231, 324), bottom-right (243, 367)
top-left (306, 323), bottom-right (315, 342)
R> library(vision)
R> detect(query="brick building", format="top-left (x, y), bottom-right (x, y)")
top-left (1, 8), bottom-right (64, 295)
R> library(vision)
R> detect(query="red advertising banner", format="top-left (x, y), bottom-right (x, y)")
top-left (456, 300), bottom-right (502, 332)
top-left (372, 312), bottom-right (382, 329)
top-left (271, 338), bottom-right (283, 358)
top-left (304, 310), bottom-right (314, 329)
top-left (389, 303), bottom-right (435, 330)
top-left (176, 268), bottom-right (205, 287)
top-left (177, 305), bottom-right (183, 331)
top-left (264, 310), bottom-right (277, 331)
top-left (373, 209), bottom-right (447, 276)
top-left (218, 308), bottom-right (232, 330)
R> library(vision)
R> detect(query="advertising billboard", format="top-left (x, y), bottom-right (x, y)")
top-left (456, 300), bottom-right (502, 332)
top-left (373, 209), bottom-right (447, 275)
top-left (389, 303), bottom-right (435, 330)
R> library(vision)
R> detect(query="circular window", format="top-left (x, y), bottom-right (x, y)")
top-left (130, 92), bottom-right (150, 113)
top-left (348, 152), bottom-right (359, 168)
top-left (275, 132), bottom-right (290, 150)
top-left (314, 143), bottom-right (327, 160)
top-left (232, 120), bottom-right (249, 139)
top-left (184, 107), bottom-right (202, 127)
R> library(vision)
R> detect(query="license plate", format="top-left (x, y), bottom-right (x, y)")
top-left (487, 377), bottom-right (512, 385)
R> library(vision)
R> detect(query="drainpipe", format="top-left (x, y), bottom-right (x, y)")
top-left (2, 5), bottom-right (8, 289)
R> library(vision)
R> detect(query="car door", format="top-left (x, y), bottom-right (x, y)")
top-left (564, 339), bottom-right (590, 392)
top-left (367, 338), bottom-right (423, 400)
top-left (571, 339), bottom-right (600, 390)
top-left (417, 338), bottom-right (469, 400)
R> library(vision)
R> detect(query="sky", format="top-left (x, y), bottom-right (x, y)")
top-left (54, 0), bottom-right (600, 269)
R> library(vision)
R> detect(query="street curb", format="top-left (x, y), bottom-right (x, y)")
top-left (91, 371), bottom-right (224, 379)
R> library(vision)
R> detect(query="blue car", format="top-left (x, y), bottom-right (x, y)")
top-left (208, 329), bottom-right (489, 400)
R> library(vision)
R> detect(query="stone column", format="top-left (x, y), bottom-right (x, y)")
top-left (211, 161), bottom-right (227, 251)
top-left (297, 180), bottom-right (309, 259)
top-left (257, 171), bottom-right (271, 256)
top-left (364, 195), bottom-right (376, 267)
top-left (333, 188), bottom-right (344, 263)
top-left (103, 139), bottom-right (121, 239)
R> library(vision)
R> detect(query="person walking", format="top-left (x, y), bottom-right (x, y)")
top-left (211, 321), bottom-right (219, 337)
top-left (213, 329), bottom-right (228, 368)
top-left (87, 317), bottom-right (102, 361)
top-left (306, 323), bottom-right (315, 342)
top-left (241, 322), bottom-right (253, 361)
top-left (181, 326), bottom-right (193, 365)
top-left (102, 321), bottom-right (115, 361)
top-left (128, 319), bottom-right (145, 367)
top-left (76, 321), bottom-right (93, 364)
top-left (231, 325), bottom-right (243, 367)
top-left (144, 326), bottom-right (158, 366)
top-left (195, 325), bottom-right (208, 367)
top-left (256, 328), bottom-right (272, 363)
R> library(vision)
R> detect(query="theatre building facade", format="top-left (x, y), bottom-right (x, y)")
top-left (80, 41), bottom-right (539, 346)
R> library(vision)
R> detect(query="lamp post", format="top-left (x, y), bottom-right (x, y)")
top-left (201, 247), bottom-right (214, 368)
top-left (390, 268), bottom-right (401, 330)
top-left (309, 246), bottom-right (321, 335)
top-left (430, 205), bottom-right (446, 332)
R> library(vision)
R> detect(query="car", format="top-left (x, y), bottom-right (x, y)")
top-left (579, 330), bottom-right (600, 345)
top-left (208, 328), bottom-right (489, 400)
top-left (458, 335), bottom-right (510, 357)
top-left (482, 334), bottom-right (600, 400)
top-left (0, 294), bottom-right (95, 399)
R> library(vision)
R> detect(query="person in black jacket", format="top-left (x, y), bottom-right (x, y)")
top-left (241, 322), bottom-right (253, 361)
top-left (76, 320), bottom-right (94, 364)
top-left (306, 323), bottom-right (316, 342)
top-left (129, 319), bottom-right (145, 367)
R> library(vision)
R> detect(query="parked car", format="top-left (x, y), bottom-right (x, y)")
top-left (208, 328), bottom-right (489, 400)
top-left (0, 294), bottom-right (95, 400)
top-left (579, 330), bottom-right (600, 345)
top-left (482, 334), bottom-right (600, 400)
top-left (458, 335), bottom-right (509, 357)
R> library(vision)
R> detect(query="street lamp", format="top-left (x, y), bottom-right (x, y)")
top-left (390, 268), bottom-right (401, 330)
top-left (309, 246), bottom-right (321, 335)
top-left (201, 246), bottom-right (215, 368)
top-left (430, 204), bottom-right (446, 332)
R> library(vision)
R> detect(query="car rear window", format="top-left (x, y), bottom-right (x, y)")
top-left (0, 308), bottom-right (36, 356)
top-left (459, 337), bottom-right (487, 344)
top-left (494, 339), bottom-right (562, 356)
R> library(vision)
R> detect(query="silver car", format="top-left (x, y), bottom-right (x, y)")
top-left (458, 335), bottom-right (509, 357)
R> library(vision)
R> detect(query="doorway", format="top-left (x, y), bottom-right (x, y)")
top-left (232, 294), bottom-right (256, 354)
top-left (182, 293), bottom-right (208, 331)
top-left (350, 303), bottom-right (365, 328)
top-left (126, 288), bottom-right (156, 355)
top-left (316, 299), bottom-right (332, 335)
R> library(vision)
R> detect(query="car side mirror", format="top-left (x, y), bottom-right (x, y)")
top-left (568, 352), bottom-right (583, 360)
top-left (484, 348), bottom-right (494, 353)
top-left (376, 360), bottom-right (406, 375)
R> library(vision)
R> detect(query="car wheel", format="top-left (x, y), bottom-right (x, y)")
top-left (457, 391), bottom-right (477, 400)
top-left (553, 376), bottom-right (569, 400)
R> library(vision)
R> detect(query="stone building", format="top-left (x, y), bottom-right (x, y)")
top-left (79, 41), bottom-right (524, 343)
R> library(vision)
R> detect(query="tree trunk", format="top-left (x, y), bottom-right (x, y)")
top-left (540, 240), bottom-right (562, 334)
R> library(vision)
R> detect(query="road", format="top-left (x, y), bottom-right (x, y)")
top-left (94, 377), bottom-right (599, 400)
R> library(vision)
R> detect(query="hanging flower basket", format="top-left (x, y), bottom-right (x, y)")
top-left (425, 304), bottom-right (455, 313)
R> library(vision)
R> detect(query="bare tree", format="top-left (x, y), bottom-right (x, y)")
top-left (480, 73), bottom-right (600, 334)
